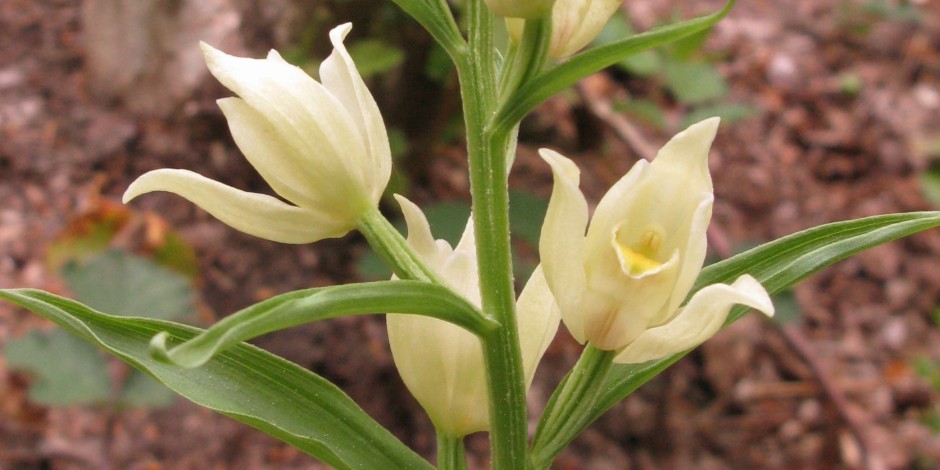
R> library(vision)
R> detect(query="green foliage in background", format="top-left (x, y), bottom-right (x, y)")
top-left (6, 249), bottom-right (196, 407)
top-left (596, 10), bottom-right (758, 131)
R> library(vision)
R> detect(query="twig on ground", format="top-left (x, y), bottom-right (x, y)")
top-left (707, 221), bottom-right (880, 469)
top-left (772, 324), bottom-right (881, 470)
top-left (574, 76), bottom-right (658, 161)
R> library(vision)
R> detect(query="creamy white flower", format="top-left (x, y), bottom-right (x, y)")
top-left (386, 195), bottom-right (559, 437)
top-left (539, 118), bottom-right (774, 364)
top-left (507, 0), bottom-right (623, 58)
top-left (123, 23), bottom-right (391, 244)
top-left (485, 0), bottom-right (555, 19)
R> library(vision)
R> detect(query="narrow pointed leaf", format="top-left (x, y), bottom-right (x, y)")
top-left (492, 0), bottom-right (734, 131)
top-left (0, 288), bottom-right (433, 470)
top-left (533, 211), bottom-right (940, 464)
top-left (149, 280), bottom-right (495, 368)
top-left (388, 0), bottom-right (465, 58)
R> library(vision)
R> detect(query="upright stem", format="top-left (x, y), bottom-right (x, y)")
top-left (436, 433), bottom-right (468, 470)
top-left (454, 0), bottom-right (528, 468)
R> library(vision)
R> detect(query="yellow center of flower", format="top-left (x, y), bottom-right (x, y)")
top-left (614, 224), bottom-right (666, 276)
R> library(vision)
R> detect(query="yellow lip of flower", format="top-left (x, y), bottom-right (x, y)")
top-left (538, 118), bottom-right (775, 363)
top-left (613, 223), bottom-right (666, 277)
top-left (123, 23), bottom-right (391, 245)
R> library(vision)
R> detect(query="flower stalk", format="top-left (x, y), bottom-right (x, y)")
top-left (530, 344), bottom-right (615, 469)
top-left (357, 206), bottom-right (440, 283)
top-left (436, 433), bottom-right (468, 470)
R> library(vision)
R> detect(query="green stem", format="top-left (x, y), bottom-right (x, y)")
top-left (436, 432), bottom-right (468, 470)
top-left (497, 15), bottom-right (552, 104)
top-left (357, 206), bottom-right (439, 283)
top-left (453, 0), bottom-right (527, 468)
top-left (530, 344), bottom-right (616, 470)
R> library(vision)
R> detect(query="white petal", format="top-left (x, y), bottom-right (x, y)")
top-left (659, 194), bottom-right (713, 322)
top-left (516, 266), bottom-right (560, 389)
top-left (123, 169), bottom-right (348, 244)
top-left (583, 159), bottom-right (648, 266)
top-left (550, 0), bottom-right (623, 58)
top-left (395, 194), bottom-right (444, 263)
top-left (387, 312), bottom-right (488, 436)
top-left (320, 24), bottom-right (392, 202)
top-left (217, 97), bottom-right (354, 213)
top-left (539, 149), bottom-right (589, 343)
top-left (584, 247), bottom-right (680, 351)
top-left (588, 120), bottom-right (717, 258)
top-left (613, 275), bottom-right (774, 364)
top-left (645, 118), bottom-right (718, 208)
top-left (441, 218), bottom-right (482, 306)
top-left (199, 42), bottom-right (367, 193)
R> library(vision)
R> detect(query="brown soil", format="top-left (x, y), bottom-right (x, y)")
top-left (2, 0), bottom-right (940, 468)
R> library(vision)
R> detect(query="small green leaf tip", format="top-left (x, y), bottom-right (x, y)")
top-left (148, 331), bottom-right (174, 364)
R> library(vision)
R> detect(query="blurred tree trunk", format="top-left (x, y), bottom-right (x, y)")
top-left (81, 0), bottom-right (242, 117)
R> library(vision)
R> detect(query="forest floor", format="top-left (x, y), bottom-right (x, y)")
top-left (2, 0), bottom-right (940, 468)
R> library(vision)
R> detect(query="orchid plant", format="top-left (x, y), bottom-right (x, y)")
top-left (3, 0), bottom-right (939, 468)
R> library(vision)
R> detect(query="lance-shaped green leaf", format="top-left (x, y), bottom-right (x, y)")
top-left (0, 288), bottom-right (433, 469)
top-left (491, 0), bottom-right (734, 132)
top-left (388, 0), bottom-right (465, 58)
top-left (531, 211), bottom-right (940, 467)
top-left (149, 280), bottom-right (495, 369)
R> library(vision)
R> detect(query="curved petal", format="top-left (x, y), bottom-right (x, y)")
top-left (395, 194), bottom-right (447, 263)
top-left (123, 169), bottom-right (348, 244)
top-left (539, 149), bottom-right (589, 343)
top-left (644, 118), bottom-right (718, 226)
top-left (551, 0), bottom-right (622, 58)
top-left (583, 159), bottom-right (648, 266)
top-left (613, 275), bottom-right (774, 364)
top-left (396, 196), bottom-right (481, 305)
top-left (658, 194), bottom-right (713, 323)
top-left (441, 218), bottom-right (481, 306)
top-left (217, 97), bottom-right (352, 213)
top-left (320, 23), bottom-right (392, 202)
top-left (200, 42), bottom-right (367, 192)
top-left (516, 266), bottom-right (560, 389)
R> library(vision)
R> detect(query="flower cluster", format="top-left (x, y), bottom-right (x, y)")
top-left (123, 20), bottom-right (771, 439)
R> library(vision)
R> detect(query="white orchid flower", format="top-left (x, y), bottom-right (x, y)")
top-left (507, 0), bottom-right (623, 58)
top-left (539, 118), bottom-right (774, 364)
top-left (386, 195), bottom-right (560, 437)
top-left (123, 23), bottom-right (391, 244)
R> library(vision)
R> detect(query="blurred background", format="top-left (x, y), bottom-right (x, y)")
top-left (1, 0), bottom-right (940, 468)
